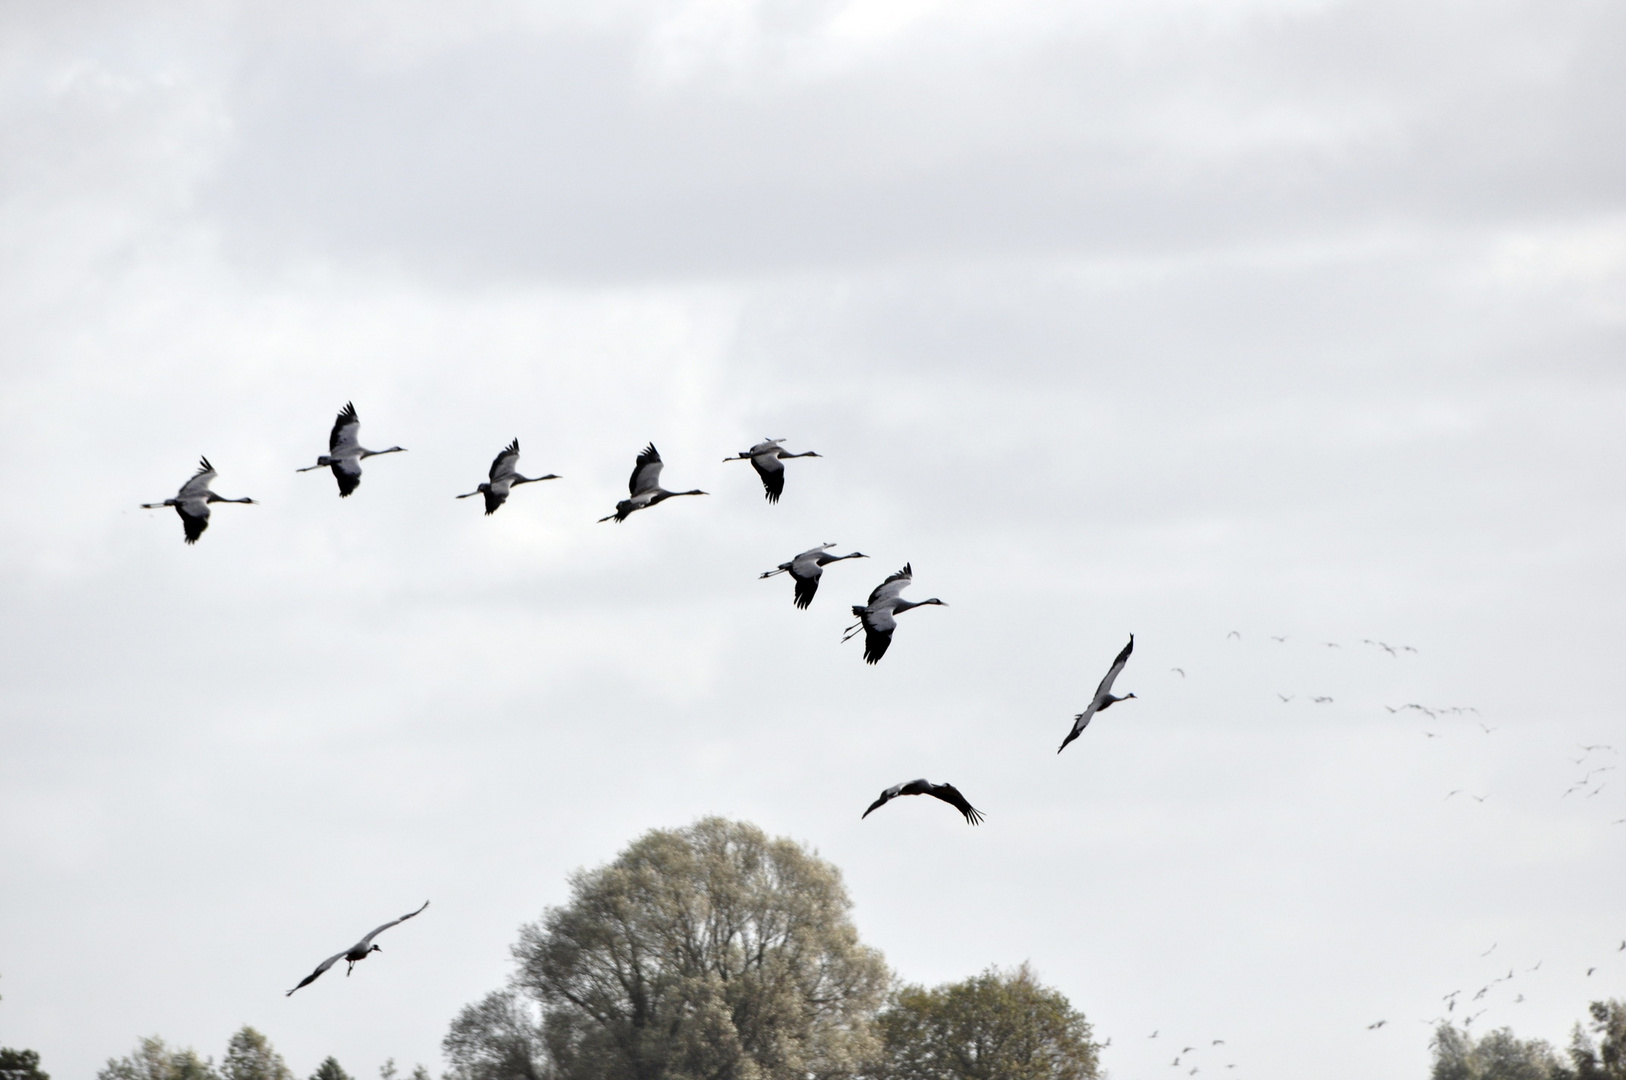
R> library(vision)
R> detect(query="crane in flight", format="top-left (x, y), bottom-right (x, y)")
top-left (141, 457), bottom-right (256, 544)
top-left (457, 438), bottom-right (559, 514)
top-left (296, 402), bottom-right (405, 497)
top-left (842, 564), bottom-right (946, 664)
top-left (1058, 636), bottom-right (1136, 753)
top-left (862, 779), bottom-right (983, 825)
top-left (723, 438), bottom-right (820, 503)
top-left (286, 900), bottom-right (429, 996)
top-left (598, 444), bottom-right (706, 523)
top-left (760, 544), bottom-right (867, 609)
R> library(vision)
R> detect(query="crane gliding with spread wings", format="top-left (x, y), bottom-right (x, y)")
top-left (862, 779), bottom-right (984, 825)
top-left (723, 438), bottom-right (820, 503)
top-left (1058, 635), bottom-right (1136, 753)
top-left (286, 900), bottom-right (429, 996)
top-left (842, 563), bottom-right (946, 664)
top-left (296, 402), bottom-right (406, 497)
top-left (598, 444), bottom-right (707, 523)
top-left (760, 543), bottom-right (867, 609)
top-left (141, 457), bottom-right (256, 544)
top-left (457, 438), bottom-right (559, 515)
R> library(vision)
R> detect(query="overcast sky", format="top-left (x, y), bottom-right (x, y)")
top-left (2, 1), bottom-right (1624, 1077)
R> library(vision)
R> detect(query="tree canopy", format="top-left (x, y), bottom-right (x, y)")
top-left (460, 817), bottom-right (890, 1080)
top-left (1569, 1001), bottom-right (1626, 1080)
top-left (0, 1049), bottom-right (48, 1080)
top-left (875, 964), bottom-right (1100, 1080)
top-left (309, 1059), bottom-right (353, 1080)
top-left (98, 1037), bottom-right (219, 1080)
top-left (1430, 1023), bottom-right (1569, 1080)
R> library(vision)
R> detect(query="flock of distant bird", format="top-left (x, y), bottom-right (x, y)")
top-left (143, 401), bottom-right (1144, 992)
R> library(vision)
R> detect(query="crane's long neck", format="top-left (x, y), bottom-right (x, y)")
top-left (893, 598), bottom-right (944, 614)
top-left (359, 446), bottom-right (405, 458)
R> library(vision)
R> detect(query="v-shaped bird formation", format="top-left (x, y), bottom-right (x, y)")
top-left (140, 404), bottom-right (1138, 995)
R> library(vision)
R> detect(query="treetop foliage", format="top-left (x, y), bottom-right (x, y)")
top-left (1430, 1003), bottom-right (1626, 1080)
top-left (502, 817), bottom-right (890, 1080)
top-left (0, 1049), bottom-right (48, 1080)
top-left (876, 963), bottom-right (1100, 1080)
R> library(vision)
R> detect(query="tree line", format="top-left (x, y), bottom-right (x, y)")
top-left (3, 818), bottom-right (1619, 1080)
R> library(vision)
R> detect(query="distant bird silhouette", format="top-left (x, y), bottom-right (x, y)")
top-left (1312, 696), bottom-right (1333, 704)
top-left (862, 779), bottom-right (982, 825)
top-left (142, 458), bottom-right (256, 544)
top-left (286, 900), bottom-right (428, 996)
top-left (1277, 693), bottom-right (1294, 703)
top-left (1588, 967), bottom-right (1598, 976)
top-left (1058, 636), bottom-right (1135, 754)
top-left (1367, 1020), bottom-right (1387, 1030)
top-left (1363, 639), bottom-right (1398, 657)
top-left (1271, 635), bottom-right (1287, 643)
top-left (1171, 667), bottom-right (1186, 677)
top-left (1227, 631), bottom-right (1241, 640)
top-left (842, 564), bottom-right (946, 664)
top-left (296, 402), bottom-right (405, 497)
top-left (723, 438), bottom-right (820, 503)
top-left (1481, 943), bottom-right (1497, 957)
top-left (1446, 790), bottom-right (1462, 800)
top-left (598, 444), bottom-right (706, 523)
top-left (1149, 1031), bottom-right (1159, 1039)
top-left (1323, 642), bottom-right (1341, 648)
top-left (456, 439), bottom-right (558, 514)
top-left (760, 544), bottom-right (867, 609)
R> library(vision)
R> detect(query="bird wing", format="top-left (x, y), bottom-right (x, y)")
top-left (792, 568), bottom-right (821, 610)
top-left (1093, 635), bottom-right (1134, 698)
top-left (927, 782), bottom-right (983, 825)
top-left (868, 564), bottom-right (913, 605)
top-left (178, 457), bottom-right (216, 498)
top-left (490, 439), bottom-right (520, 481)
top-left (331, 458), bottom-right (362, 497)
top-left (750, 454), bottom-right (785, 502)
top-left (356, 900), bottom-right (430, 948)
top-left (178, 503), bottom-right (210, 544)
top-left (329, 402), bottom-right (360, 453)
top-left (482, 488), bottom-right (506, 515)
top-left (1058, 703), bottom-right (1098, 753)
top-left (862, 781), bottom-right (908, 818)
top-left (287, 950), bottom-right (347, 995)
top-left (629, 444), bottom-right (664, 495)
top-left (861, 614), bottom-right (895, 664)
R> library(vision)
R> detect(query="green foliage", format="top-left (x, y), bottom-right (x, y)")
top-left (875, 964), bottom-right (1099, 1080)
top-left (0, 1049), bottom-right (49, 1080)
top-left (1430, 1023), bottom-right (1572, 1080)
top-left (494, 817), bottom-right (889, 1080)
top-left (310, 1059), bottom-right (352, 1080)
top-left (97, 1037), bottom-right (220, 1080)
top-left (443, 990), bottom-right (548, 1080)
top-left (220, 1028), bottom-right (292, 1080)
top-left (1569, 1000), bottom-right (1626, 1079)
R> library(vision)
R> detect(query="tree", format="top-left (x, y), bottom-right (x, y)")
top-left (470, 817), bottom-right (889, 1080)
top-left (1569, 1000), bottom-right (1626, 1079)
top-left (0, 1049), bottom-right (49, 1080)
top-left (1430, 1023), bottom-right (1571, 1080)
top-left (98, 1038), bottom-right (219, 1080)
top-left (443, 990), bottom-right (548, 1080)
top-left (875, 964), bottom-right (1099, 1080)
top-left (310, 1060), bottom-right (353, 1080)
top-left (220, 1029), bottom-right (291, 1080)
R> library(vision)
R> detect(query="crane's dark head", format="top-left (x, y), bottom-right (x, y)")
top-left (370, 944), bottom-right (382, 954)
